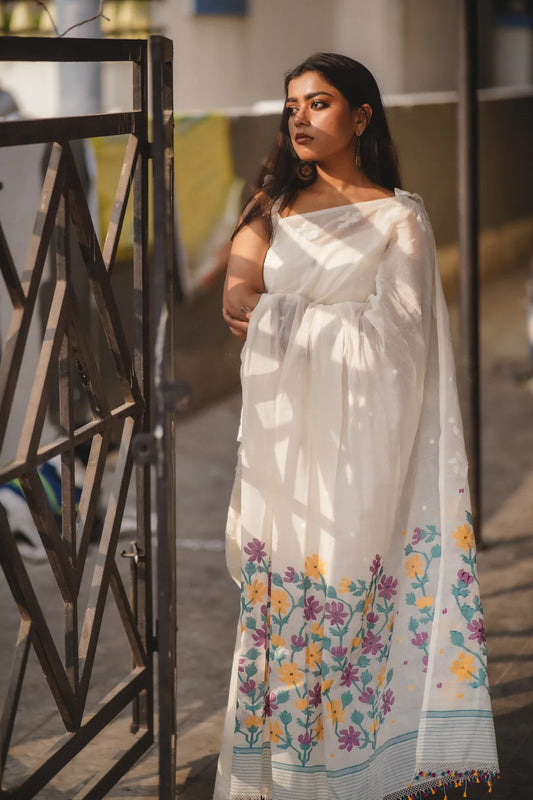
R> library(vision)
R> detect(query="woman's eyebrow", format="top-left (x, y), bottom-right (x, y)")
top-left (285, 91), bottom-right (335, 103)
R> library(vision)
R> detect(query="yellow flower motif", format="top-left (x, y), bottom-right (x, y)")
top-left (278, 662), bottom-right (303, 688)
top-left (387, 616), bottom-right (395, 630)
top-left (339, 577), bottom-right (352, 594)
top-left (314, 716), bottom-right (323, 741)
top-left (306, 642), bottom-right (322, 671)
top-left (246, 579), bottom-right (267, 605)
top-left (270, 720), bottom-right (283, 743)
top-left (363, 592), bottom-right (375, 615)
top-left (312, 622), bottom-right (324, 637)
top-left (371, 718), bottom-right (379, 734)
top-left (453, 524), bottom-right (475, 552)
top-left (405, 553), bottom-right (424, 579)
top-left (352, 636), bottom-right (361, 648)
top-left (271, 589), bottom-right (290, 616)
top-left (321, 679), bottom-right (334, 693)
top-left (271, 634), bottom-right (285, 648)
top-left (416, 595), bottom-right (434, 609)
top-left (245, 715), bottom-right (263, 729)
top-left (377, 665), bottom-right (386, 688)
top-left (325, 700), bottom-right (345, 724)
top-left (450, 652), bottom-right (476, 682)
top-left (296, 697), bottom-right (308, 711)
top-left (305, 554), bottom-right (326, 580)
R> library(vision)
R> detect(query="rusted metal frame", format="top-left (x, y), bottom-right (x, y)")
top-left (78, 416), bottom-right (138, 706)
top-left (18, 471), bottom-right (76, 602)
top-left (151, 35), bottom-right (177, 800)
top-left (0, 36), bottom-right (145, 62)
top-left (0, 221), bottom-right (24, 308)
top-left (109, 563), bottom-right (147, 666)
top-left (71, 729), bottom-right (153, 800)
top-left (4, 667), bottom-right (150, 800)
top-left (76, 430), bottom-right (111, 584)
top-left (458, 0), bottom-right (482, 542)
top-left (56, 191), bottom-right (80, 701)
top-left (103, 134), bottom-right (140, 274)
top-left (131, 36), bottom-right (152, 737)
top-left (64, 285), bottom-right (112, 421)
top-left (15, 279), bottom-right (69, 463)
top-left (0, 506), bottom-right (76, 731)
top-left (64, 143), bottom-right (142, 409)
top-left (0, 113), bottom-right (142, 149)
top-left (0, 616), bottom-right (32, 782)
top-left (0, 143), bottom-right (66, 452)
top-left (0, 403), bottom-right (136, 485)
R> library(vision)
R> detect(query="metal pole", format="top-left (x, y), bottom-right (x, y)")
top-left (151, 36), bottom-right (177, 799)
top-left (457, 0), bottom-right (481, 543)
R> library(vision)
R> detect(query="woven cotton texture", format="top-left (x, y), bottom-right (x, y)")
top-left (214, 190), bottom-right (499, 800)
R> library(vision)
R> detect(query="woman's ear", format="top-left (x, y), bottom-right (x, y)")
top-left (354, 104), bottom-right (373, 136)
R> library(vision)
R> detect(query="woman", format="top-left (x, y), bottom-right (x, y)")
top-left (216, 53), bottom-right (498, 800)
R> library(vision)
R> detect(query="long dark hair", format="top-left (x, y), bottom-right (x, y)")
top-left (235, 52), bottom-right (402, 239)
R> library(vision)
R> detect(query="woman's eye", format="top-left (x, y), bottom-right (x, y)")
top-left (311, 101), bottom-right (327, 109)
top-left (286, 106), bottom-right (298, 115)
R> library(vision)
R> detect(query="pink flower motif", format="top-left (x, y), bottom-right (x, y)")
top-left (291, 634), bottom-right (305, 649)
top-left (324, 601), bottom-right (348, 627)
top-left (412, 528), bottom-right (422, 545)
top-left (252, 624), bottom-right (267, 648)
top-left (381, 688), bottom-right (394, 714)
top-left (284, 566), bottom-right (296, 583)
top-left (308, 682), bottom-right (322, 708)
top-left (457, 569), bottom-right (474, 585)
top-left (304, 595), bottom-right (323, 621)
top-left (338, 726), bottom-right (361, 751)
top-left (411, 631), bottom-right (428, 648)
top-left (378, 574), bottom-right (398, 600)
top-left (298, 732), bottom-right (312, 747)
top-left (467, 617), bottom-right (486, 644)
top-left (239, 679), bottom-right (256, 695)
top-left (244, 538), bottom-right (266, 564)
top-left (264, 691), bottom-right (278, 716)
top-left (359, 687), bottom-right (374, 704)
top-left (340, 664), bottom-right (359, 687)
top-left (362, 631), bottom-right (383, 655)
top-left (331, 646), bottom-right (347, 659)
top-left (370, 554), bottom-right (382, 575)
top-left (366, 612), bottom-right (379, 625)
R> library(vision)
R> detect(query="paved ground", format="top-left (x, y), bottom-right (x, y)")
top-left (1, 261), bottom-right (533, 798)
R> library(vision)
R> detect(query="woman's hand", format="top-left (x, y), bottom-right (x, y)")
top-left (222, 210), bottom-right (269, 340)
top-left (222, 304), bottom-right (252, 340)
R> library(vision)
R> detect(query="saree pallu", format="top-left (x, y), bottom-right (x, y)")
top-left (214, 190), bottom-right (498, 800)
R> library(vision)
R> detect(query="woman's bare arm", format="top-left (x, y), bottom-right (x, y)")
top-left (222, 213), bottom-right (269, 339)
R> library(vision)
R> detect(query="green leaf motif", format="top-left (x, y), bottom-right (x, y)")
top-left (450, 630), bottom-right (464, 647)
top-left (246, 647), bottom-right (259, 660)
top-left (327, 586), bottom-right (338, 598)
top-left (277, 690), bottom-right (290, 704)
top-left (431, 544), bottom-right (441, 558)
top-left (361, 669), bottom-right (372, 686)
top-left (271, 573), bottom-right (283, 586)
top-left (245, 616), bottom-right (257, 630)
top-left (404, 543), bottom-right (413, 556)
top-left (408, 617), bottom-right (419, 634)
top-left (245, 663), bottom-right (258, 678)
top-left (357, 655), bottom-right (370, 668)
top-left (280, 710), bottom-right (293, 725)
top-left (406, 592), bottom-right (416, 606)
top-left (341, 691), bottom-right (353, 709)
top-left (462, 604), bottom-right (475, 622)
top-left (351, 709), bottom-right (364, 725)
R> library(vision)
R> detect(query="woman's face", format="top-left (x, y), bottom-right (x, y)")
top-left (286, 70), bottom-right (367, 164)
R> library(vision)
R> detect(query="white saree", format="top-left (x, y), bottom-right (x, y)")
top-left (214, 189), bottom-right (498, 800)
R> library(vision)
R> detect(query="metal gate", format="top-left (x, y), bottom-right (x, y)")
top-left (0, 36), bottom-right (177, 798)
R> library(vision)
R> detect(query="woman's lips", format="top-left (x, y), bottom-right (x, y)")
top-left (295, 133), bottom-right (313, 144)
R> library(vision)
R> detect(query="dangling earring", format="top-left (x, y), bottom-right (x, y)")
top-left (354, 135), bottom-right (362, 170)
top-left (295, 160), bottom-right (316, 185)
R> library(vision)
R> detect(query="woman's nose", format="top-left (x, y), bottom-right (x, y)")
top-left (294, 107), bottom-right (309, 125)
